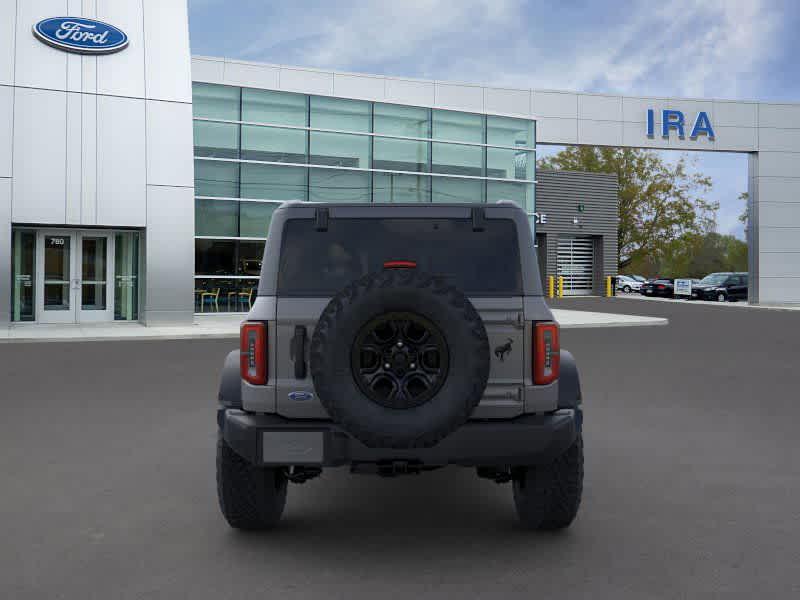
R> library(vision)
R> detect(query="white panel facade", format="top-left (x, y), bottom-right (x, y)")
top-left (0, 85), bottom-right (12, 178)
top-left (533, 91), bottom-right (577, 119)
top-left (66, 52), bottom-right (81, 92)
top-left (144, 184), bottom-right (194, 324)
top-left (279, 67), bottom-right (334, 96)
top-left (435, 82), bottom-right (484, 112)
top-left (0, 178), bottom-right (11, 323)
top-left (191, 56), bottom-right (225, 83)
top-left (80, 92), bottom-right (98, 224)
top-left (142, 0), bottom-right (192, 103)
top-left (14, 0), bottom-right (69, 90)
top-left (713, 126), bottom-right (757, 152)
top-left (756, 152), bottom-right (800, 178)
top-left (223, 60), bottom-right (278, 89)
top-left (96, 94), bottom-right (146, 226)
top-left (758, 103), bottom-right (800, 129)
top-left (11, 87), bottom-right (67, 224)
top-left (759, 278), bottom-right (800, 303)
top-left (758, 128), bottom-right (800, 152)
top-left (484, 87), bottom-right (531, 118)
top-left (0, 1), bottom-right (15, 86)
top-left (713, 101), bottom-right (758, 128)
top-left (578, 94), bottom-right (622, 121)
top-left (4, 0), bottom-right (195, 326)
top-left (146, 100), bottom-right (194, 187)
top-left (65, 92), bottom-right (82, 223)
top-left (384, 77), bottom-right (436, 107)
top-left (536, 117), bottom-right (578, 144)
top-left (96, 0), bottom-right (146, 98)
top-left (758, 253), bottom-right (800, 277)
top-left (333, 73), bottom-right (385, 101)
top-left (757, 227), bottom-right (800, 252)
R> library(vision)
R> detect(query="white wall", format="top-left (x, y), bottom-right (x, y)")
top-left (1, 0), bottom-right (195, 325)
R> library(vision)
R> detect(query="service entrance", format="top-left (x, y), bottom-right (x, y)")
top-left (36, 231), bottom-right (114, 323)
top-left (557, 235), bottom-right (594, 296)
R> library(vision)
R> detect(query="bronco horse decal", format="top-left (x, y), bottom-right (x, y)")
top-left (494, 338), bottom-right (513, 362)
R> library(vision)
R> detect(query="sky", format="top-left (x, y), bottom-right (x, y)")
top-left (188, 0), bottom-right (800, 240)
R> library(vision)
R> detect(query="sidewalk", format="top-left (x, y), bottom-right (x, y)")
top-left (616, 293), bottom-right (800, 311)
top-left (1, 309), bottom-right (667, 343)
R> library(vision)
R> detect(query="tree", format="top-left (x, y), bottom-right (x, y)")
top-left (538, 147), bottom-right (717, 271)
top-left (626, 231), bottom-right (748, 278)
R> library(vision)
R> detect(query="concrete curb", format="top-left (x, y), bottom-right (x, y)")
top-left (1, 308), bottom-right (667, 343)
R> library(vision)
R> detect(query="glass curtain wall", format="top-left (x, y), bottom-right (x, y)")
top-left (192, 82), bottom-right (536, 312)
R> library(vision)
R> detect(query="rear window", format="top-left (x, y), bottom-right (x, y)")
top-left (277, 217), bottom-right (522, 296)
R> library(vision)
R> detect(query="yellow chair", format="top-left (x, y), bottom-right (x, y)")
top-left (200, 288), bottom-right (220, 312)
top-left (237, 287), bottom-right (255, 311)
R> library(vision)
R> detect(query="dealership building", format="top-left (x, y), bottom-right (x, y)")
top-left (2, 1), bottom-right (800, 328)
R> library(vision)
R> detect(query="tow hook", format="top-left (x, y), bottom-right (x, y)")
top-left (284, 466), bottom-right (322, 484)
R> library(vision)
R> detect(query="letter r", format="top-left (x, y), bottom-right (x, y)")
top-left (662, 110), bottom-right (685, 138)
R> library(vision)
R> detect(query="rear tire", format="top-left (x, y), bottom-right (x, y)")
top-left (512, 434), bottom-right (583, 530)
top-left (217, 437), bottom-right (287, 530)
top-left (623, 285), bottom-right (631, 293)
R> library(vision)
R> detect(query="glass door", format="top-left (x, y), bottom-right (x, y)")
top-left (78, 232), bottom-right (114, 322)
top-left (37, 231), bottom-right (76, 323)
top-left (35, 230), bottom-right (115, 323)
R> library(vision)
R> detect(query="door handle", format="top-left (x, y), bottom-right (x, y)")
top-left (480, 313), bottom-right (524, 328)
top-left (291, 326), bottom-right (307, 379)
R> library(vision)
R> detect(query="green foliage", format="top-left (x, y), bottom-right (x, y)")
top-left (623, 232), bottom-right (747, 278)
top-left (538, 146), bottom-right (718, 270)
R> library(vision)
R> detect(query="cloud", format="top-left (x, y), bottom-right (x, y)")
top-left (221, 0), bottom-right (782, 100)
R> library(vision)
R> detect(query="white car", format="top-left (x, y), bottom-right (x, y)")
top-left (616, 275), bottom-right (643, 293)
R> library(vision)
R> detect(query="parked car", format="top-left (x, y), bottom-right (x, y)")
top-left (630, 275), bottom-right (647, 283)
top-left (691, 272), bottom-right (748, 302)
top-left (616, 274), bottom-right (643, 293)
top-left (640, 279), bottom-right (674, 298)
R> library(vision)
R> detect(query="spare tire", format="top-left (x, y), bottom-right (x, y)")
top-left (310, 269), bottom-right (490, 449)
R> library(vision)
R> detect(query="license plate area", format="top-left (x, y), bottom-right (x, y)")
top-left (261, 431), bottom-right (324, 464)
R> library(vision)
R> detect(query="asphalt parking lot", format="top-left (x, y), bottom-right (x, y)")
top-left (2, 297), bottom-right (799, 599)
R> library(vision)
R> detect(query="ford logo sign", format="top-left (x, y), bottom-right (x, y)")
top-left (33, 17), bottom-right (128, 55)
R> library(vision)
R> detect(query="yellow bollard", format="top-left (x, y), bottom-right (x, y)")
top-left (606, 276), bottom-right (612, 297)
top-left (548, 275), bottom-right (555, 298)
top-left (558, 276), bottom-right (564, 298)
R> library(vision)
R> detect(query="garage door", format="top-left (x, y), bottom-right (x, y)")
top-left (557, 236), bottom-right (594, 296)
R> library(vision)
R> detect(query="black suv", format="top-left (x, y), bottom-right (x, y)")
top-left (216, 202), bottom-right (584, 531)
top-left (691, 272), bottom-right (749, 302)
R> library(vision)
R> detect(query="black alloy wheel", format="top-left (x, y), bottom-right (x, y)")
top-left (351, 312), bottom-right (449, 409)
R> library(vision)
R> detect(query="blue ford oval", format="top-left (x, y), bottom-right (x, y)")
top-left (33, 17), bottom-right (128, 55)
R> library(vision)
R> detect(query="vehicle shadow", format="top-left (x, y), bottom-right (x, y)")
top-left (215, 466), bottom-right (582, 574)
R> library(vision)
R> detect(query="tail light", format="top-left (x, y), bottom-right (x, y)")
top-left (240, 321), bottom-right (268, 385)
top-left (533, 322), bottom-right (560, 385)
top-left (383, 260), bottom-right (417, 269)
top-left (657, 284), bottom-right (665, 290)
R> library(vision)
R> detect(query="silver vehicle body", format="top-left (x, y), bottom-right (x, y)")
top-left (240, 202), bottom-right (559, 421)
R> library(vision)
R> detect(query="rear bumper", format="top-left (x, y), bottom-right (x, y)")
top-left (219, 408), bottom-right (581, 468)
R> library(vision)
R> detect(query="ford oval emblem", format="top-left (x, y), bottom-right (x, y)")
top-left (288, 391), bottom-right (314, 402)
top-left (33, 17), bottom-right (129, 55)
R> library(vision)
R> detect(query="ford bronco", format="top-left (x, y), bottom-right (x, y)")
top-left (216, 202), bottom-right (584, 530)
